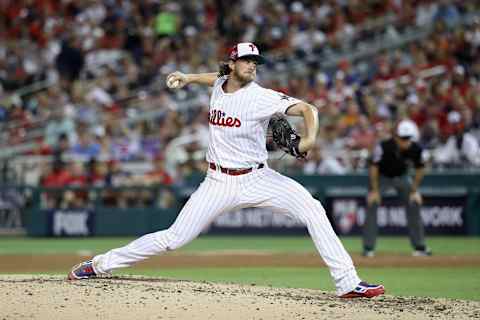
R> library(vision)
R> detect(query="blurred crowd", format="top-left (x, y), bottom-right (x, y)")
top-left (1, 0), bottom-right (480, 208)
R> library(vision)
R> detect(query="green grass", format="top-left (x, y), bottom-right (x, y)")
top-left (115, 267), bottom-right (480, 301)
top-left (0, 235), bottom-right (479, 255)
top-left (1, 235), bottom-right (479, 301)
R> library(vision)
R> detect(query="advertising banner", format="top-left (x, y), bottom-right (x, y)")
top-left (207, 207), bottom-right (306, 234)
top-left (207, 195), bottom-right (467, 235)
top-left (48, 209), bottom-right (94, 236)
top-left (327, 196), bottom-right (467, 235)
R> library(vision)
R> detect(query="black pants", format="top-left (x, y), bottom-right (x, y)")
top-left (362, 175), bottom-right (426, 251)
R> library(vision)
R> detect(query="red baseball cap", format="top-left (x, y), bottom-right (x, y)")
top-left (228, 42), bottom-right (266, 64)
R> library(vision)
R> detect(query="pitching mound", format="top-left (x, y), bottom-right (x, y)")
top-left (0, 275), bottom-right (478, 320)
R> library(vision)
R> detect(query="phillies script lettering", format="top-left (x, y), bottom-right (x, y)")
top-left (209, 109), bottom-right (241, 127)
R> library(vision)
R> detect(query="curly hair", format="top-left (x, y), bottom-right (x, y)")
top-left (217, 61), bottom-right (232, 77)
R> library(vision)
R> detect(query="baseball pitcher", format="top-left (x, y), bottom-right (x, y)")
top-left (68, 43), bottom-right (384, 298)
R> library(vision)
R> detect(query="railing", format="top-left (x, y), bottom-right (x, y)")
top-left (0, 185), bottom-right (29, 235)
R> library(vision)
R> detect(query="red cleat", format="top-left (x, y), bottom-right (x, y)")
top-left (67, 260), bottom-right (97, 280)
top-left (341, 281), bottom-right (385, 298)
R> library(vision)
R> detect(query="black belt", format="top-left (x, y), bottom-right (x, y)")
top-left (209, 162), bottom-right (264, 176)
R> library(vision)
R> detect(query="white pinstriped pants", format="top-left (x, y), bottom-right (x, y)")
top-left (93, 166), bottom-right (361, 295)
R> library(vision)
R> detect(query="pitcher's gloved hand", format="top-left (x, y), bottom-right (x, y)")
top-left (268, 114), bottom-right (307, 159)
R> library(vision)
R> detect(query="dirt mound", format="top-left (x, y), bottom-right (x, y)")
top-left (0, 275), bottom-right (478, 320)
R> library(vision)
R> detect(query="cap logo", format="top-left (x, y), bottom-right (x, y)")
top-left (228, 42), bottom-right (265, 64)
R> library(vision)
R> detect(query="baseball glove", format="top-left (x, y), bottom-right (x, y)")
top-left (268, 114), bottom-right (307, 159)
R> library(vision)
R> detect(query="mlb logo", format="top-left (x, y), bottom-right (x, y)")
top-left (333, 199), bottom-right (358, 234)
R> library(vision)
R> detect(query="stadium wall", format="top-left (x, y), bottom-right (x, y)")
top-left (24, 173), bottom-right (480, 236)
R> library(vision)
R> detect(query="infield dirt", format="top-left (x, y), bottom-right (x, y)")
top-left (0, 275), bottom-right (479, 320)
top-left (1, 252), bottom-right (479, 273)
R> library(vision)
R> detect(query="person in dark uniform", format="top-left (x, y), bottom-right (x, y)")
top-left (363, 120), bottom-right (431, 257)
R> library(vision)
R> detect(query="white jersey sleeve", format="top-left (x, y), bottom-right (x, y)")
top-left (255, 89), bottom-right (302, 119)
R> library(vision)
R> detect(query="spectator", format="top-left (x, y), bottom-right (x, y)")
top-left (154, 3), bottom-right (180, 38)
top-left (338, 100), bottom-right (361, 135)
top-left (433, 111), bottom-right (480, 167)
top-left (317, 124), bottom-right (350, 173)
top-left (348, 115), bottom-right (376, 151)
top-left (44, 106), bottom-right (76, 146)
top-left (434, 0), bottom-right (461, 29)
top-left (71, 128), bottom-right (101, 160)
top-left (143, 155), bottom-right (174, 186)
top-left (64, 161), bottom-right (89, 207)
top-left (40, 160), bottom-right (71, 188)
top-left (39, 160), bottom-right (71, 208)
top-left (87, 158), bottom-right (107, 187)
top-left (135, 154), bottom-right (176, 208)
top-left (53, 133), bottom-right (71, 164)
top-left (303, 145), bottom-right (348, 175)
top-left (55, 35), bottom-right (85, 83)
top-left (103, 160), bottom-right (135, 208)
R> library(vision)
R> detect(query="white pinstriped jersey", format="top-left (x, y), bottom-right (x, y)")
top-left (206, 76), bottom-right (301, 168)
